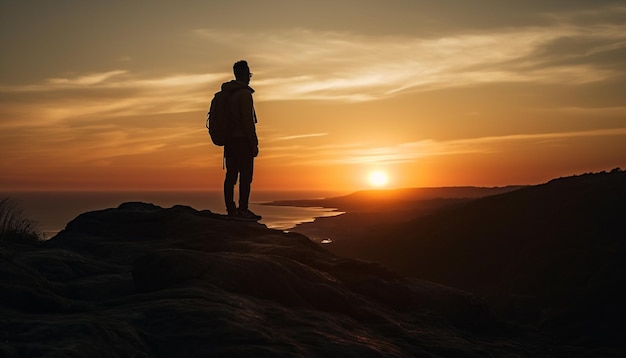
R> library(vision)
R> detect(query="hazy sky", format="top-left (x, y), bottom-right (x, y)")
top-left (1, 0), bottom-right (625, 191)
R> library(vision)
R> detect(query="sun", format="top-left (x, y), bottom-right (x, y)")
top-left (368, 171), bottom-right (389, 187)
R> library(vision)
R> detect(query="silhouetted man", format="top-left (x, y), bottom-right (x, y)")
top-left (223, 60), bottom-right (261, 221)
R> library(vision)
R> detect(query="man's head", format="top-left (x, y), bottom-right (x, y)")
top-left (233, 60), bottom-right (251, 84)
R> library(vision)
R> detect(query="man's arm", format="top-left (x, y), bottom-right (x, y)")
top-left (240, 91), bottom-right (258, 148)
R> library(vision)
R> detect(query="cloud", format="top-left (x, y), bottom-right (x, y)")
top-left (273, 133), bottom-right (328, 141)
top-left (0, 71), bottom-right (229, 127)
top-left (0, 3), bottom-right (624, 145)
top-left (268, 127), bottom-right (626, 166)
top-left (47, 70), bottom-right (128, 86)
top-left (1, 3), bottom-right (624, 127)
top-left (0, 70), bottom-right (227, 94)
top-left (197, 19), bottom-right (623, 101)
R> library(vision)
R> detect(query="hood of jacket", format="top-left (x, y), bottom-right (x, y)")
top-left (221, 80), bottom-right (255, 94)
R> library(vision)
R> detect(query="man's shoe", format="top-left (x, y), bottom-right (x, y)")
top-left (226, 208), bottom-right (238, 220)
top-left (236, 208), bottom-right (262, 221)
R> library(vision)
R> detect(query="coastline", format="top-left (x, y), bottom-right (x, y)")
top-left (4, 190), bottom-right (345, 239)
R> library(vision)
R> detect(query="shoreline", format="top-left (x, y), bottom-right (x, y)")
top-left (4, 190), bottom-right (346, 240)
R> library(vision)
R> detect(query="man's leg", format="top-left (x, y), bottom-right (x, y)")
top-left (223, 149), bottom-right (239, 214)
top-left (238, 154), bottom-right (254, 210)
top-left (232, 140), bottom-right (260, 220)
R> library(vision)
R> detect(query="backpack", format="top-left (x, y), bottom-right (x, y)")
top-left (206, 88), bottom-right (242, 146)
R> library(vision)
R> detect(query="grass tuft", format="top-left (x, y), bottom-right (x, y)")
top-left (0, 196), bottom-right (41, 242)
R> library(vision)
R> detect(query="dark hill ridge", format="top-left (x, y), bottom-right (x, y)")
top-left (349, 169), bottom-right (626, 350)
top-left (268, 186), bottom-right (524, 212)
top-left (269, 186), bottom-right (523, 246)
top-left (0, 203), bottom-right (539, 357)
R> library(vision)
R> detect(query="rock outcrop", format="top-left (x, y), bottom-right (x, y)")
top-left (1, 202), bottom-right (536, 357)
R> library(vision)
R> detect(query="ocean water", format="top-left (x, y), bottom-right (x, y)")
top-left (6, 190), bottom-right (345, 239)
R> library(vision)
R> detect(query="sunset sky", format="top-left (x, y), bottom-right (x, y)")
top-left (1, 1), bottom-right (625, 192)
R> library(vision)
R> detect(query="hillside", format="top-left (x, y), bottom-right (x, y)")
top-left (269, 186), bottom-right (523, 212)
top-left (0, 202), bottom-right (541, 357)
top-left (269, 186), bottom-right (522, 245)
top-left (346, 169), bottom-right (626, 350)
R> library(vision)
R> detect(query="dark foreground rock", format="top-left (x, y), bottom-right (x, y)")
top-left (1, 202), bottom-right (541, 357)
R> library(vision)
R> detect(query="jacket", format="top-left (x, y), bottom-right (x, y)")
top-left (221, 80), bottom-right (258, 147)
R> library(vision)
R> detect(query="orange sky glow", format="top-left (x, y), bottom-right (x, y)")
top-left (1, 1), bottom-right (625, 192)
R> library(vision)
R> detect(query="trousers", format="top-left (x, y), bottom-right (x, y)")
top-left (223, 138), bottom-right (254, 212)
